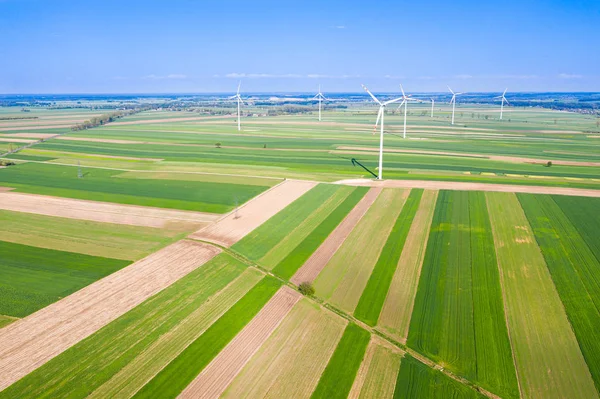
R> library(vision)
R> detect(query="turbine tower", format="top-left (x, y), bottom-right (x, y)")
top-left (229, 81), bottom-right (244, 131)
top-left (448, 86), bottom-right (464, 125)
top-left (362, 84), bottom-right (404, 180)
top-left (313, 85), bottom-right (327, 122)
top-left (431, 98), bottom-right (435, 118)
top-left (494, 89), bottom-right (509, 120)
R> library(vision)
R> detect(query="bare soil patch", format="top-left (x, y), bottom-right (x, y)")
top-left (0, 125), bottom-right (71, 131)
top-left (56, 137), bottom-right (147, 144)
top-left (0, 138), bottom-right (35, 143)
top-left (190, 180), bottom-right (317, 247)
top-left (334, 179), bottom-right (600, 198)
top-left (291, 187), bottom-right (381, 285)
top-left (179, 286), bottom-right (301, 398)
top-left (0, 240), bottom-right (221, 391)
top-left (0, 192), bottom-right (217, 230)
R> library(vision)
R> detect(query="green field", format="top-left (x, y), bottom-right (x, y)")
top-left (0, 240), bottom-right (129, 318)
top-left (393, 355), bottom-right (486, 399)
top-left (311, 323), bottom-right (371, 399)
top-left (354, 189), bottom-right (423, 326)
top-left (407, 191), bottom-right (518, 398)
top-left (0, 162), bottom-right (272, 213)
top-left (0, 254), bottom-right (259, 398)
top-left (0, 209), bottom-right (189, 260)
top-left (519, 194), bottom-right (600, 392)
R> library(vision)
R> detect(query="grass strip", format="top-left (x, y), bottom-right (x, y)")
top-left (354, 189), bottom-right (423, 326)
top-left (310, 323), bottom-right (370, 399)
top-left (273, 186), bottom-right (368, 279)
top-left (132, 276), bottom-right (281, 399)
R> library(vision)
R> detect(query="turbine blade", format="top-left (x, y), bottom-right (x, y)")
top-left (375, 107), bottom-right (383, 127)
top-left (447, 86), bottom-right (455, 95)
top-left (400, 84), bottom-right (406, 97)
top-left (383, 96), bottom-right (404, 105)
top-left (362, 84), bottom-right (382, 105)
top-left (503, 88), bottom-right (508, 96)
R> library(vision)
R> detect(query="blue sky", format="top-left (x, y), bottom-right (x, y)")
top-left (1, 0), bottom-right (599, 93)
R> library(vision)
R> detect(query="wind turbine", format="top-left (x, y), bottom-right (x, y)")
top-left (313, 85), bottom-right (327, 122)
top-left (448, 86), bottom-right (464, 125)
top-left (229, 81), bottom-right (244, 131)
top-left (362, 84), bottom-right (404, 180)
top-left (395, 84), bottom-right (425, 139)
top-left (430, 98), bottom-right (435, 118)
top-left (494, 89), bottom-right (509, 120)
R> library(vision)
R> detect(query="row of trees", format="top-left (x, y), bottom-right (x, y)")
top-left (71, 109), bottom-right (139, 131)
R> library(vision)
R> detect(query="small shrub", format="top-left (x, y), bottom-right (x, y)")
top-left (0, 159), bottom-right (15, 166)
top-left (298, 281), bottom-right (315, 296)
top-left (215, 142), bottom-right (221, 148)
top-left (546, 161), bottom-right (552, 167)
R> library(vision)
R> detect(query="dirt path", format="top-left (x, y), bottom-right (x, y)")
top-left (334, 179), bottom-right (600, 198)
top-left (0, 240), bottom-right (220, 391)
top-left (179, 286), bottom-right (301, 398)
top-left (0, 192), bottom-right (218, 230)
top-left (190, 180), bottom-right (317, 247)
top-left (290, 187), bottom-right (381, 285)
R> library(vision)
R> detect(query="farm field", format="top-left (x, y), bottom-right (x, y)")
top-left (1, 104), bottom-right (600, 399)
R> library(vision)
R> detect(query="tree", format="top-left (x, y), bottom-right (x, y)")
top-left (298, 282), bottom-right (315, 296)
top-left (215, 142), bottom-right (222, 148)
top-left (546, 161), bottom-right (553, 167)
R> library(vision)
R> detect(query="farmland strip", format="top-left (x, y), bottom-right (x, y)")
top-left (221, 300), bottom-right (347, 399)
top-left (290, 187), bottom-right (379, 284)
top-left (349, 338), bottom-right (403, 399)
top-left (518, 193), bottom-right (600, 393)
top-left (355, 189), bottom-right (423, 326)
top-left (0, 253), bottom-right (247, 398)
top-left (275, 186), bottom-right (369, 279)
top-left (378, 189), bottom-right (438, 343)
top-left (0, 191), bottom-right (217, 229)
top-left (311, 323), bottom-right (371, 399)
top-left (178, 286), bottom-right (302, 398)
top-left (0, 240), bottom-right (220, 392)
top-left (190, 179), bottom-right (316, 247)
top-left (314, 189), bottom-right (408, 313)
top-left (407, 191), bottom-right (518, 399)
top-left (259, 186), bottom-right (354, 268)
top-left (132, 276), bottom-right (281, 399)
top-left (392, 355), bottom-right (485, 399)
top-left (486, 192), bottom-right (598, 399)
top-left (233, 183), bottom-right (340, 261)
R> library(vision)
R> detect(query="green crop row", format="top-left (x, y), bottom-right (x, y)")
top-left (392, 355), bottom-right (486, 399)
top-left (354, 189), bottom-right (423, 326)
top-left (0, 162), bottom-right (270, 213)
top-left (0, 240), bottom-right (129, 318)
top-left (519, 193), bottom-right (600, 393)
top-left (0, 254), bottom-right (247, 398)
top-left (407, 191), bottom-right (518, 399)
top-left (233, 184), bottom-right (341, 261)
top-left (310, 323), bottom-right (370, 399)
top-left (133, 275), bottom-right (281, 399)
top-left (272, 186), bottom-right (368, 279)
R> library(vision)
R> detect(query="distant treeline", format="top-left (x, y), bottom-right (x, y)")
top-left (71, 109), bottom-right (139, 131)
top-left (0, 116), bottom-right (39, 120)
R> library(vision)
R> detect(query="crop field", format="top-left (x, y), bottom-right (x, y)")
top-left (2, 104), bottom-right (600, 399)
top-left (407, 190), bottom-right (518, 398)
top-left (0, 240), bottom-right (129, 318)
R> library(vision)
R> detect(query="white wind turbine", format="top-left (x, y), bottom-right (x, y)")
top-left (362, 84), bottom-right (404, 180)
top-left (448, 86), bottom-right (464, 125)
top-left (495, 88), bottom-right (509, 120)
top-left (313, 85), bottom-right (327, 121)
top-left (430, 98), bottom-right (435, 118)
top-left (229, 81), bottom-right (244, 131)
top-left (395, 84), bottom-right (425, 139)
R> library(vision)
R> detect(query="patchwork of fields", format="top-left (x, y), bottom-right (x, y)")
top-left (1, 106), bottom-right (600, 398)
